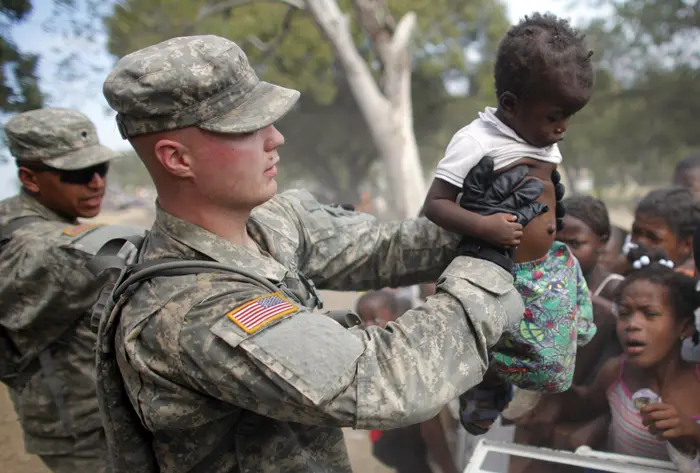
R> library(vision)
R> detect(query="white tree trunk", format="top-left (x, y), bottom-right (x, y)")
top-left (304, 0), bottom-right (426, 218)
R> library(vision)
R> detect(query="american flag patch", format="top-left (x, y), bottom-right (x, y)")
top-left (62, 223), bottom-right (102, 237)
top-left (226, 292), bottom-right (298, 334)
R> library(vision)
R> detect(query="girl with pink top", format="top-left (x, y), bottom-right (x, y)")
top-left (533, 263), bottom-right (700, 471)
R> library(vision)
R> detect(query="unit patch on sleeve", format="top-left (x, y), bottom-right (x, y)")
top-left (226, 292), bottom-right (299, 334)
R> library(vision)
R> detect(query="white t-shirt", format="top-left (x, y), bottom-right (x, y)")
top-left (434, 107), bottom-right (563, 188)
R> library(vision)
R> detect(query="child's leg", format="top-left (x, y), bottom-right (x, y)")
top-left (492, 243), bottom-right (586, 394)
top-left (461, 243), bottom-right (590, 435)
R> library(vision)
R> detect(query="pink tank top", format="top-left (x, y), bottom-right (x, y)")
top-left (606, 358), bottom-right (700, 460)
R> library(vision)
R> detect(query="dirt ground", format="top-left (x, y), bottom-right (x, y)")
top-left (0, 384), bottom-right (391, 473)
top-left (0, 387), bottom-right (46, 473)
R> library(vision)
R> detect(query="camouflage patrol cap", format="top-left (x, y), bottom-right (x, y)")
top-left (4, 108), bottom-right (117, 170)
top-left (103, 35), bottom-right (300, 138)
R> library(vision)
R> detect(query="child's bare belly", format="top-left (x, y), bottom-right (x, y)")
top-left (496, 159), bottom-right (557, 263)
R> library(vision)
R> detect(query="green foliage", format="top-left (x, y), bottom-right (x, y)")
top-left (1, 0), bottom-right (32, 19)
top-left (105, 0), bottom-right (508, 104)
top-left (0, 0), bottom-right (44, 114)
top-left (613, 0), bottom-right (699, 45)
top-left (566, 0), bottom-right (700, 185)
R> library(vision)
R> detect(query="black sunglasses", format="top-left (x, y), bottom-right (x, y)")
top-left (22, 162), bottom-right (109, 185)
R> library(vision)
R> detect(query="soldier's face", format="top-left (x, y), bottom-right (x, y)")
top-left (193, 125), bottom-right (285, 209)
top-left (19, 164), bottom-right (107, 219)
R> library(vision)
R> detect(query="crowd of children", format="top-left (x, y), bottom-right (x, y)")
top-left (363, 11), bottom-right (700, 473)
top-left (356, 11), bottom-right (700, 473)
top-left (368, 180), bottom-right (700, 473)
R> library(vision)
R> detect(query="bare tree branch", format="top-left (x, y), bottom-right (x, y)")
top-left (384, 12), bottom-right (416, 110)
top-left (389, 12), bottom-right (416, 59)
top-left (305, 0), bottom-right (389, 111)
top-left (350, 0), bottom-right (395, 79)
top-left (305, 0), bottom-right (425, 217)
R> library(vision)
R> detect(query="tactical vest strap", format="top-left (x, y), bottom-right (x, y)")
top-left (84, 237), bottom-right (143, 275)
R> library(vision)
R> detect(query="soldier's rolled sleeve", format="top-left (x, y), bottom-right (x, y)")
top-left (279, 190), bottom-right (460, 291)
top-left (177, 257), bottom-right (523, 430)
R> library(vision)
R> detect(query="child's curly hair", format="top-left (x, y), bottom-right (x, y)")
top-left (563, 195), bottom-right (611, 243)
top-left (495, 13), bottom-right (595, 100)
top-left (635, 187), bottom-right (700, 240)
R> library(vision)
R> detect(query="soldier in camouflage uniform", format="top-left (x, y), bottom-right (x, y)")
top-left (0, 108), bottom-right (144, 473)
top-left (99, 35), bottom-right (547, 473)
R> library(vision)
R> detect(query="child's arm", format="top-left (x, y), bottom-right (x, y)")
top-left (424, 131), bottom-right (523, 246)
top-left (565, 357), bottom-right (618, 422)
top-left (423, 178), bottom-right (523, 247)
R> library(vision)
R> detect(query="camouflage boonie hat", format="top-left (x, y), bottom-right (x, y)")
top-left (4, 108), bottom-right (117, 170)
top-left (103, 35), bottom-right (300, 138)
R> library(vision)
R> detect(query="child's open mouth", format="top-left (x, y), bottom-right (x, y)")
top-left (624, 339), bottom-right (646, 355)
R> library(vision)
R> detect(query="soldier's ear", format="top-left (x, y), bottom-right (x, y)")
top-left (153, 139), bottom-right (194, 179)
top-left (18, 166), bottom-right (41, 194)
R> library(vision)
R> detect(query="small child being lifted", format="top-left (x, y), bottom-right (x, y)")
top-left (423, 13), bottom-right (596, 434)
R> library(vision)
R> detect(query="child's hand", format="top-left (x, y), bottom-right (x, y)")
top-left (479, 213), bottom-right (523, 248)
top-left (641, 403), bottom-right (700, 449)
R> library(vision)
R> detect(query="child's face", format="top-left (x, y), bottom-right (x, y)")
top-left (556, 215), bottom-right (601, 274)
top-left (500, 78), bottom-right (591, 148)
top-left (616, 280), bottom-right (689, 367)
top-left (631, 212), bottom-right (691, 265)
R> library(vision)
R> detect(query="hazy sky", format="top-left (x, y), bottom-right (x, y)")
top-left (1, 0), bottom-right (597, 198)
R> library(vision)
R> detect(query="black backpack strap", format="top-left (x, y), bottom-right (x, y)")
top-left (94, 283), bottom-right (158, 473)
top-left (84, 234), bottom-right (146, 277)
top-left (112, 259), bottom-right (281, 301)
